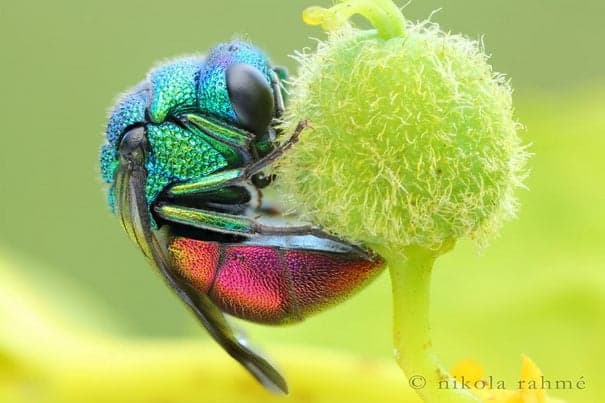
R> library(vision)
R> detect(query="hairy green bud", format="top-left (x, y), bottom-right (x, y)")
top-left (276, 0), bottom-right (528, 253)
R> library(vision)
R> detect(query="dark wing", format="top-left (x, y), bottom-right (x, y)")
top-left (114, 127), bottom-right (288, 394)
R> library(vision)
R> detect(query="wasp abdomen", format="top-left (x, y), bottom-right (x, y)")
top-left (168, 237), bottom-right (384, 324)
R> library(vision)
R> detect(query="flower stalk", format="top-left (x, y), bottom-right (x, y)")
top-left (384, 244), bottom-right (479, 402)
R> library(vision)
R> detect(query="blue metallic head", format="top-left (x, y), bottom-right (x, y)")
top-left (100, 41), bottom-right (282, 212)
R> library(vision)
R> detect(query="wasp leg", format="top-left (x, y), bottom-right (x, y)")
top-left (165, 120), bottom-right (308, 201)
top-left (115, 127), bottom-right (288, 394)
top-left (154, 203), bottom-right (373, 260)
top-left (245, 119), bottom-right (307, 176)
top-left (185, 113), bottom-right (252, 148)
top-left (155, 203), bottom-right (258, 235)
top-left (167, 169), bottom-right (247, 198)
top-left (155, 203), bottom-right (325, 238)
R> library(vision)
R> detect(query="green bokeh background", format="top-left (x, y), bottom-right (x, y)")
top-left (1, 1), bottom-right (603, 402)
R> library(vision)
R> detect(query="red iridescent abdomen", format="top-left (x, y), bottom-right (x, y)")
top-left (168, 237), bottom-right (384, 324)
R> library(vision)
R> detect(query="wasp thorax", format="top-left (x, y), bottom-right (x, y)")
top-left (276, 0), bottom-right (529, 254)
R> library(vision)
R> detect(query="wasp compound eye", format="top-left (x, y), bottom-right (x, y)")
top-left (226, 63), bottom-right (274, 134)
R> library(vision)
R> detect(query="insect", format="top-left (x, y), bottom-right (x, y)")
top-left (99, 41), bottom-right (385, 394)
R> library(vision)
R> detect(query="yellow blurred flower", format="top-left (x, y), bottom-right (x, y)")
top-left (0, 253), bottom-right (422, 403)
top-left (451, 356), bottom-right (565, 403)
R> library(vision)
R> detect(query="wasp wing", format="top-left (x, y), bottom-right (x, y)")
top-left (114, 129), bottom-right (288, 394)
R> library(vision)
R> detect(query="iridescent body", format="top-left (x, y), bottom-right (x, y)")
top-left (169, 236), bottom-right (380, 323)
top-left (100, 41), bottom-right (384, 393)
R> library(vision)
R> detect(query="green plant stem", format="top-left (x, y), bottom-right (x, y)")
top-left (385, 245), bottom-right (480, 403)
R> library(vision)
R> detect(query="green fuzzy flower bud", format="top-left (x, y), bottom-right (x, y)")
top-left (276, 0), bottom-right (529, 254)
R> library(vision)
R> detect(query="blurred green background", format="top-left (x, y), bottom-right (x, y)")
top-left (1, 1), bottom-right (604, 402)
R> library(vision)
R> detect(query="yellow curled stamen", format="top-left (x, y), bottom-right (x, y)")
top-left (303, 0), bottom-right (406, 39)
